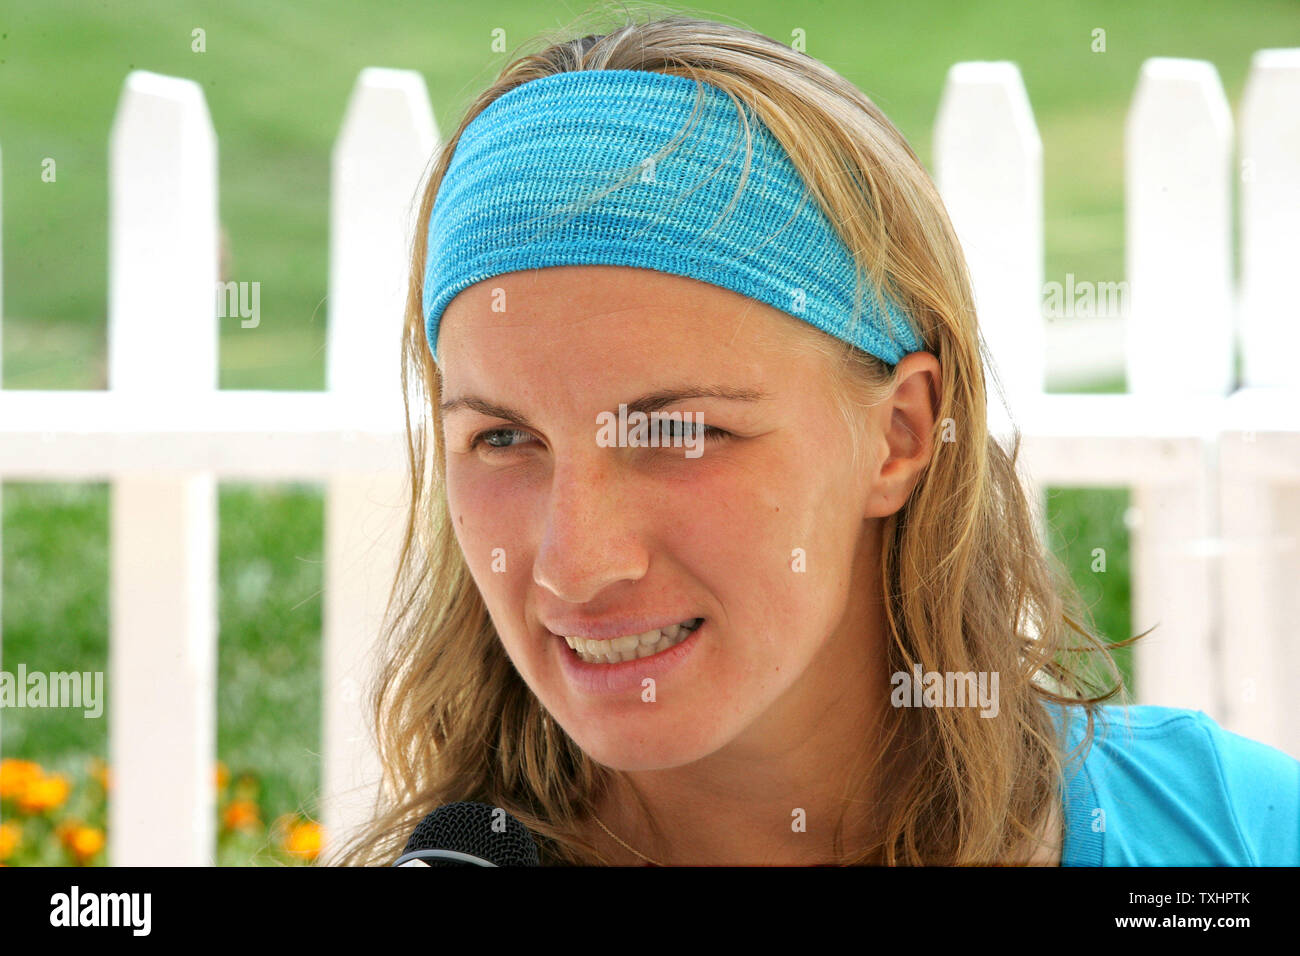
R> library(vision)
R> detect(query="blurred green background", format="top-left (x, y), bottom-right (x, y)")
top-left (2, 0), bottom-right (1294, 863)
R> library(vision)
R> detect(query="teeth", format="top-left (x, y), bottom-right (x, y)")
top-left (565, 619), bottom-right (701, 664)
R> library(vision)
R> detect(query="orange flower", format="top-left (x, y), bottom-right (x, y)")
top-left (55, 818), bottom-right (81, 848)
top-left (0, 759), bottom-right (42, 800)
top-left (69, 826), bottom-right (105, 863)
top-left (214, 761), bottom-right (229, 791)
top-left (222, 798), bottom-right (261, 832)
top-left (0, 821), bottom-right (21, 861)
top-left (17, 773), bottom-right (70, 813)
top-left (284, 820), bottom-right (324, 861)
top-left (89, 757), bottom-right (110, 792)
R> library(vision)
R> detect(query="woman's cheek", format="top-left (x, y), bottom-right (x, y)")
top-left (659, 463), bottom-right (801, 644)
top-left (683, 448), bottom-right (797, 557)
top-left (730, 470), bottom-right (824, 639)
top-left (447, 461), bottom-right (520, 580)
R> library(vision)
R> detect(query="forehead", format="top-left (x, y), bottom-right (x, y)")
top-left (438, 264), bottom-right (804, 360)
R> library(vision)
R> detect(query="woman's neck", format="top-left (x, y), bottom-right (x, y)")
top-left (587, 685), bottom-right (894, 866)
top-left (582, 715), bottom-right (1063, 866)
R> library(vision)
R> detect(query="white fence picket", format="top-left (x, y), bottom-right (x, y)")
top-left (934, 61), bottom-right (1044, 426)
top-left (1126, 59), bottom-right (1236, 397)
top-left (1238, 49), bottom-right (1300, 390)
top-left (106, 70), bottom-right (219, 866)
top-left (935, 61), bottom-right (1051, 641)
top-left (1125, 58), bottom-right (1235, 717)
top-left (321, 68), bottom-right (438, 851)
top-left (1219, 49), bottom-right (1300, 756)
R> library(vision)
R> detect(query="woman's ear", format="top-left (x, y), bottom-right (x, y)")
top-left (863, 351), bottom-right (941, 519)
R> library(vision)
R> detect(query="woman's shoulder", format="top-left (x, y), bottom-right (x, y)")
top-left (1041, 700), bottom-right (1300, 866)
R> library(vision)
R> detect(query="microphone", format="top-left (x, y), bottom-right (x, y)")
top-left (393, 801), bottom-right (541, 866)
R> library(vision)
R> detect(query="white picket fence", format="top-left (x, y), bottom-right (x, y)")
top-left (0, 51), bottom-right (1297, 865)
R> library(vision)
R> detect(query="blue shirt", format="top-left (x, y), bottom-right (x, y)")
top-left (1045, 702), bottom-right (1300, 865)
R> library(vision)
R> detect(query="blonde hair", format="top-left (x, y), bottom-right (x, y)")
top-left (325, 5), bottom-right (1139, 867)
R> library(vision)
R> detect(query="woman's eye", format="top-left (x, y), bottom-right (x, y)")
top-left (658, 419), bottom-right (728, 442)
top-left (470, 428), bottom-right (534, 451)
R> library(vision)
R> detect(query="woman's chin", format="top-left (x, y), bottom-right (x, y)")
top-left (566, 725), bottom-right (720, 772)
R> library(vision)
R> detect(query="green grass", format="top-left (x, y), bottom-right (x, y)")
top-left (1044, 485), bottom-right (1135, 693)
top-left (0, 484), bottom-right (109, 767)
top-left (214, 483), bottom-right (323, 826)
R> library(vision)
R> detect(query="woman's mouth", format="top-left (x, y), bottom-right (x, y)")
top-left (560, 618), bottom-right (704, 664)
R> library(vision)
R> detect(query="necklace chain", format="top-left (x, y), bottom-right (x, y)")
top-left (592, 813), bottom-right (664, 866)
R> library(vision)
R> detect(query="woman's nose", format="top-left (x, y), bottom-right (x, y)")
top-left (531, 456), bottom-right (649, 603)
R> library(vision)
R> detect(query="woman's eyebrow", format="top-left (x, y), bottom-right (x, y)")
top-left (439, 385), bottom-right (772, 427)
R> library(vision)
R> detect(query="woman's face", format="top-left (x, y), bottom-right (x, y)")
top-left (438, 265), bottom-right (924, 772)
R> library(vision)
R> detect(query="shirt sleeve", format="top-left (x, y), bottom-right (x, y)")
top-left (1055, 703), bottom-right (1300, 865)
top-left (1194, 711), bottom-right (1300, 866)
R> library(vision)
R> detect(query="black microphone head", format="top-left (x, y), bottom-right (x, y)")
top-left (400, 802), bottom-right (540, 866)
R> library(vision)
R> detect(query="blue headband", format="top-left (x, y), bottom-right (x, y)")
top-left (421, 69), bottom-right (923, 365)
